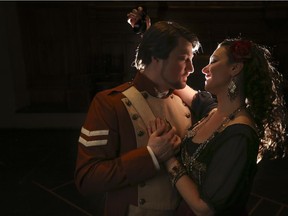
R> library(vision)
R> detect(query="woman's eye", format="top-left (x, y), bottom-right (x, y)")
top-left (210, 59), bottom-right (217, 64)
top-left (209, 56), bottom-right (218, 64)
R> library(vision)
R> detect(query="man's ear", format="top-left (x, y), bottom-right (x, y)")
top-left (231, 62), bottom-right (244, 76)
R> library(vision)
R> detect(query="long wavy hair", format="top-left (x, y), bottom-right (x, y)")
top-left (220, 38), bottom-right (287, 161)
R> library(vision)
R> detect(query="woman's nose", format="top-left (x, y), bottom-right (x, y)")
top-left (202, 65), bottom-right (208, 74)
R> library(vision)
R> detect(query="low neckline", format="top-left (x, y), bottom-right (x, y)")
top-left (191, 122), bottom-right (257, 145)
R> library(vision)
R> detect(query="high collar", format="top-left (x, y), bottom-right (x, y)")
top-left (132, 72), bottom-right (174, 98)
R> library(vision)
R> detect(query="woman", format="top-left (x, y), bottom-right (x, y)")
top-left (127, 7), bottom-right (287, 215)
top-left (148, 38), bottom-right (287, 215)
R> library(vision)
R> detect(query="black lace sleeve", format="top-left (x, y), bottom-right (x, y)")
top-left (190, 91), bottom-right (217, 124)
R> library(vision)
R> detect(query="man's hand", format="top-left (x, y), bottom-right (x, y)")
top-left (147, 118), bottom-right (181, 162)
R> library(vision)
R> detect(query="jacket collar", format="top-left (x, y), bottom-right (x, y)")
top-left (133, 72), bottom-right (173, 98)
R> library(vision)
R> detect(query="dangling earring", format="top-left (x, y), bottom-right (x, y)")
top-left (227, 77), bottom-right (238, 101)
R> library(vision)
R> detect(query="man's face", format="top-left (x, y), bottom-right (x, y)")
top-left (158, 37), bottom-right (194, 90)
top-left (202, 46), bottom-right (235, 95)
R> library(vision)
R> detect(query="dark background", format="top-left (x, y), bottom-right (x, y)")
top-left (0, 1), bottom-right (287, 216)
top-left (1, 1), bottom-right (287, 119)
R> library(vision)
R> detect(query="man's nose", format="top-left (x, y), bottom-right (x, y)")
top-left (186, 60), bottom-right (194, 75)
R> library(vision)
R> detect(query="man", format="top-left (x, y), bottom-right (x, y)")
top-left (75, 9), bottom-right (212, 216)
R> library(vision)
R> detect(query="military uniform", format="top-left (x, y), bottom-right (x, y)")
top-left (75, 72), bottom-right (215, 216)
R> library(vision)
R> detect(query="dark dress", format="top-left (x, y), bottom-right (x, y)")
top-left (176, 92), bottom-right (259, 216)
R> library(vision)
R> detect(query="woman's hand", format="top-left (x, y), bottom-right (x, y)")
top-left (147, 118), bottom-right (181, 162)
top-left (165, 157), bottom-right (179, 170)
top-left (127, 6), bottom-right (151, 33)
top-left (173, 85), bottom-right (198, 107)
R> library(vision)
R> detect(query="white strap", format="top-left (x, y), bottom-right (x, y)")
top-left (122, 86), bottom-right (155, 127)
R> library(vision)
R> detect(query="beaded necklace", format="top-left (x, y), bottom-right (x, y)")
top-left (182, 105), bottom-right (246, 183)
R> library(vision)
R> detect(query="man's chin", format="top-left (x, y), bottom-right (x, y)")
top-left (173, 85), bottom-right (186, 90)
top-left (168, 81), bottom-right (187, 90)
top-left (178, 82), bottom-right (187, 89)
top-left (182, 82), bottom-right (187, 88)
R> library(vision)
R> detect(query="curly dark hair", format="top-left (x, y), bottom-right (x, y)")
top-left (134, 21), bottom-right (200, 71)
top-left (220, 38), bottom-right (288, 161)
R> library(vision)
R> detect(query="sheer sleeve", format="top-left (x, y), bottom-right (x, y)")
top-left (199, 125), bottom-right (259, 212)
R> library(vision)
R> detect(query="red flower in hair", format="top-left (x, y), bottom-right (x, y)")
top-left (230, 40), bottom-right (252, 62)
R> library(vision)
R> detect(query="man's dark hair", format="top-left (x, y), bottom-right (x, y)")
top-left (134, 21), bottom-right (200, 71)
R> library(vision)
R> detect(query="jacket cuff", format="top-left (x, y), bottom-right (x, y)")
top-left (147, 146), bottom-right (160, 170)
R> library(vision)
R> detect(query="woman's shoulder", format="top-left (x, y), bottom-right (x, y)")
top-left (226, 112), bottom-right (257, 134)
top-left (223, 123), bottom-right (259, 142)
top-left (210, 123), bottom-right (259, 160)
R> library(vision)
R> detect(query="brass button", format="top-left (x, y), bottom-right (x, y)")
top-left (137, 130), bottom-right (145, 136)
top-left (126, 100), bottom-right (132, 106)
top-left (139, 198), bottom-right (146, 205)
top-left (142, 92), bottom-right (148, 99)
top-left (132, 114), bottom-right (139, 120)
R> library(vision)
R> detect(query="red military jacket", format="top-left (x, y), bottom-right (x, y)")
top-left (75, 72), bottom-right (194, 215)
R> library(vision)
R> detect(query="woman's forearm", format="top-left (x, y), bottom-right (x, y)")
top-left (166, 158), bottom-right (213, 216)
top-left (175, 176), bottom-right (213, 216)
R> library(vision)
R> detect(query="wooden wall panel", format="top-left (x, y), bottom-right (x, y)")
top-left (15, 2), bottom-right (288, 112)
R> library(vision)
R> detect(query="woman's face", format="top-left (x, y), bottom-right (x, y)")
top-left (202, 46), bottom-right (235, 95)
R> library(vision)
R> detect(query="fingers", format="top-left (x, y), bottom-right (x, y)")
top-left (164, 119), bottom-right (172, 132)
top-left (172, 135), bottom-right (181, 152)
top-left (164, 126), bottom-right (177, 140)
top-left (148, 117), bottom-right (166, 135)
top-left (147, 123), bottom-right (181, 163)
top-left (156, 117), bottom-right (166, 129)
top-left (154, 118), bottom-right (166, 136)
top-left (171, 132), bottom-right (180, 143)
top-left (157, 126), bottom-right (179, 145)
top-left (127, 7), bottom-right (144, 19)
top-left (145, 15), bottom-right (151, 29)
top-left (147, 120), bottom-right (156, 136)
top-left (127, 12), bottom-right (138, 27)
top-left (127, 7), bottom-right (145, 16)
top-left (147, 118), bottom-right (181, 157)
top-left (164, 127), bottom-right (181, 151)
top-left (147, 125), bottom-right (153, 136)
